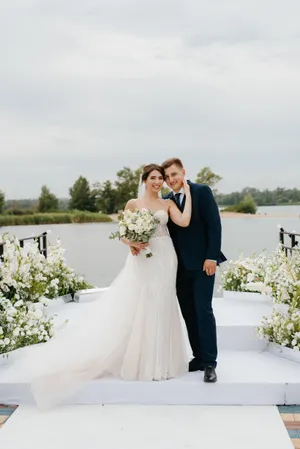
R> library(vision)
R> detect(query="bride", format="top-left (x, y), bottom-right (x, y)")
top-left (11, 164), bottom-right (192, 409)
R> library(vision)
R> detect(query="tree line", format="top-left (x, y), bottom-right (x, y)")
top-left (1, 167), bottom-right (300, 216)
top-left (215, 187), bottom-right (300, 207)
top-left (0, 167), bottom-right (220, 215)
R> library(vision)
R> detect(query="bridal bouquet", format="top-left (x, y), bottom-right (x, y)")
top-left (109, 209), bottom-right (160, 258)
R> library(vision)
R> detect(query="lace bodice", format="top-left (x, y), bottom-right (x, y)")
top-left (152, 210), bottom-right (170, 239)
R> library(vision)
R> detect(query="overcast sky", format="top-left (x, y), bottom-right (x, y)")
top-left (1, 0), bottom-right (300, 199)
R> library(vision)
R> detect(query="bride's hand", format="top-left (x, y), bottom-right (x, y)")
top-left (130, 246), bottom-right (140, 256)
top-left (183, 179), bottom-right (190, 195)
top-left (131, 242), bottom-right (149, 250)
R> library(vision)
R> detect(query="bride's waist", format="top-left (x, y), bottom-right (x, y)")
top-left (151, 226), bottom-right (170, 239)
top-left (151, 235), bottom-right (171, 241)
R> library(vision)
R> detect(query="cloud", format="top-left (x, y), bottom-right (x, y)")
top-left (0, 0), bottom-right (300, 197)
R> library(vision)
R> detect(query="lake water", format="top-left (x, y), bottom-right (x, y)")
top-left (1, 205), bottom-right (299, 293)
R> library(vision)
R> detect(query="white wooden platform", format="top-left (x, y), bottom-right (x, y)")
top-left (0, 405), bottom-right (294, 449)
top-left (0, 294), bottom-right (299, 406)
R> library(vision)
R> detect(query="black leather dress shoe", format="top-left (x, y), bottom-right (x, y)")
top-left (189, 358), bottom-right (204, 372)
top-left (204, 366), bottom-right (217, 383)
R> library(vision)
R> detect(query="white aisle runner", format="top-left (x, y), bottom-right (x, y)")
top-left (0, 405), bottom-right (293, 449)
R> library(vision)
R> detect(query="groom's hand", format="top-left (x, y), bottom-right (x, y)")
top-left (203, 260), bottom-right (217, 276)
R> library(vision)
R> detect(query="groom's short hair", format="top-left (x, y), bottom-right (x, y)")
top-left (161, 158), bottom-right (184, 170)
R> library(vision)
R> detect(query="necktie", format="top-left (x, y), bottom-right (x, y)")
top-left (174, 193), bottom-right (181, 207)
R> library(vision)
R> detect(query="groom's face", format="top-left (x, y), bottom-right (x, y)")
top-left (164, 164), bottom-right (186, 193)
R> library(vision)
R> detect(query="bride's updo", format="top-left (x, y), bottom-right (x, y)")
top-left (141, 164), bottom-right (165, 182)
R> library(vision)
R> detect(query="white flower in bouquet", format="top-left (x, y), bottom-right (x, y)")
top-left (110, 208), bottom-right (160, 258)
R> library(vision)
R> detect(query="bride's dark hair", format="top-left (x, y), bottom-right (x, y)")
top-left (141, 164), bottom-right (165, 182)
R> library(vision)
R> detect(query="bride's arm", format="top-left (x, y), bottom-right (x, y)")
top-left (167, 180), bottom-right (192, 227)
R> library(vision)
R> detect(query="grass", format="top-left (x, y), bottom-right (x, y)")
top-left (0, 212), bottom-right (112, 226)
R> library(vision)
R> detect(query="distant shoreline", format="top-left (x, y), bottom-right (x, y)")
top-left (220, 211), bottom-right (299, 219)
top-left (0, 212), bottom-right (112, 227)
top-left (108, 211), bottom-right (300, 222)
top-left (0, 210), bottom-right (298, 228)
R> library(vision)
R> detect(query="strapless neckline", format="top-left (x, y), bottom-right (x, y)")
top-left (152, 209), bottom-right (168, 215)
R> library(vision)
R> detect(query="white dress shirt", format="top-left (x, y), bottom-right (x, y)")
top-left (172, 187), bottom-right (185, 205)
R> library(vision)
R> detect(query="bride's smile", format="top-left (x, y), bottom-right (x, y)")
top-left (144, 170), bottom-right (164, 194)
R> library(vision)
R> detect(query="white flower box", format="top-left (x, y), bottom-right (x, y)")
top-left (56, 288), bottom-right (109, 303)
top-left (223, 290), bottom-right (273, 303)
top-left (267, 342), bottom-right (300, 364)
top-left (73, 288), bottom-right (109, 303)
top-left (57, 294), bottom-right (74, 303)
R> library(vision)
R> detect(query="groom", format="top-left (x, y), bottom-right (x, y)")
top-left (162, 158), bottom-right (226, 383)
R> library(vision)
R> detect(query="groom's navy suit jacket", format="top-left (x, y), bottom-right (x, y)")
top-left (165, 181), bottom-right (226, 271)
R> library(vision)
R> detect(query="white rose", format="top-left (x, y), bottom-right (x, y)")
top-left (0, 327), bottom-right (3, 335)
top-left (119, 225), bottom-right (126, 237)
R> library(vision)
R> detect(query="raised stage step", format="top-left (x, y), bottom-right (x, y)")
top-left (1, 350), bottom-right (300, 406)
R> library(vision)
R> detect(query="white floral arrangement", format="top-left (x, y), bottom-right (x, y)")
top-left (221, 243), bottom-right (300, 349)
top-left (263, 246), bottom-right (300, 305)
top-left (0, 293), bottom-right (55, 356)
top-left (0, 232), bottom-right (92, 355)
top-left (109, 208), bottom-right (160, 258)
top-left (221, 252), bottom-right (271, 295)
top-left (257, 305), bottom-right (300, 352)
top-left (221, 246), bottom-right (300, 303)
top-left (0, 233), bottom-right (92, 305)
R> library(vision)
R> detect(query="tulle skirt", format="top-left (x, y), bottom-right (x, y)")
top-left (4, 236), bottom-right (188, 409)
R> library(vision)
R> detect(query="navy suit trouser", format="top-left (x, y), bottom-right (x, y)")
top-left (176, 264), bottom-right (217, 368)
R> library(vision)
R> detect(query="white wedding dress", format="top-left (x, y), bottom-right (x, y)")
top-left (7, 210), bottom-right (188, 409)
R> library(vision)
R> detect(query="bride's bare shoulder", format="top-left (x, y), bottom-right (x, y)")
top-left (158, 197), bottom-right (172, 210)
top-left (125, 199), bottom-right (137, 210)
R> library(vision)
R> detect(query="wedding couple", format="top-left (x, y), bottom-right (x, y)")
top-left (15, 158), bottom-right (225, 409)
